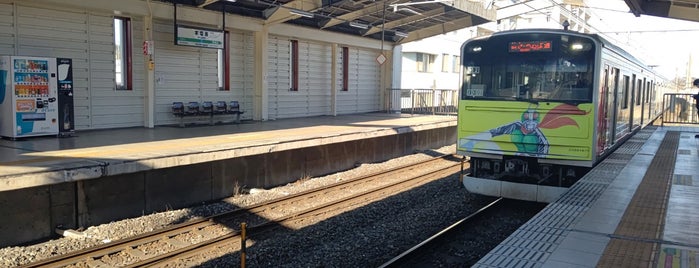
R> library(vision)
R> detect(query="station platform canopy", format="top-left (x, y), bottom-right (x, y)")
top-left (160, 0), bottom-right (496, 43)
top-left (624, 0), bottom-right (699, 23)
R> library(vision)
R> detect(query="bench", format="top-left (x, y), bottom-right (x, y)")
top-left (172, 100), bottom-right (245, 127)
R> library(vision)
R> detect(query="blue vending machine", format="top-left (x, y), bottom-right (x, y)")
top-left (0, 56), bottom-right (59, 139)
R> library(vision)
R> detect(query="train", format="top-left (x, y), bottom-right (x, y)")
top-left (456, 28), bottom-right (672, 202)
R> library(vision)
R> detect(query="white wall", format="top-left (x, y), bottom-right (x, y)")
top-left (399, 29), bottom-right (472, 90)
top-left (2, 4), bottom-right (147, 129)
top-left (0, 1), bottom-right (393, 129)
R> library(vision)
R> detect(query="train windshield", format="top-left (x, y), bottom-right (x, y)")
top-left (460, 32), bottom-right (596, 103)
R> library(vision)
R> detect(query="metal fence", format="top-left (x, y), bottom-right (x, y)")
top-left (387, 88), bottom-right (459, 116)
top-left (662, 93), bottom-right (699, 125)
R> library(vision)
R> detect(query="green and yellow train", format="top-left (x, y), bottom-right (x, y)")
top-left (457, 29), bottom-right (670, 202)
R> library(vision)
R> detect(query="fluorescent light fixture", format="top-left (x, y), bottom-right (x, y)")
top-left (289, 9), bottom-right (314, 18)
top-left (393, 30), bottom-right (409, 38)
top-left (349, 21), bottom-right (369, 29)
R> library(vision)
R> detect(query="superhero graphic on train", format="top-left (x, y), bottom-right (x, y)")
top-left (460, 104), bottom-right (585, 157)
top-left (488, 109), bottom-right (549, 156)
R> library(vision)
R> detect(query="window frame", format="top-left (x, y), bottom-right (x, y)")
top-left (416, 53), bottom-right (434, 73)
top-left (114, 17), bottom-right (132, 91)
top-left (452, 55), bottom-right (460, 73)
top-left (342, 46), bottom-right (349, 91)
top-left (217, 31), bottom-right (230, 91)
top-left (441, 53), bottom-right (449, 73)
top-left (290, 39), bottom-right (299, 91)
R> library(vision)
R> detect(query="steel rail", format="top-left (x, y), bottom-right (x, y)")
top-left (378, 197), bottom-right (504, 268)
top-left (21, 154), bottom-right (460, 268)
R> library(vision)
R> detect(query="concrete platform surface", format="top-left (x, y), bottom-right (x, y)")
top-left (0, 113), bottom-right (457, 192)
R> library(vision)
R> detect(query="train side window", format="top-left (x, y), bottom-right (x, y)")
top-left (636, 79), bottom-right (642, 106)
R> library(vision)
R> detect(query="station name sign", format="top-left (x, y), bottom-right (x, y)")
top-left (175, 25), bottom-right (224, 49)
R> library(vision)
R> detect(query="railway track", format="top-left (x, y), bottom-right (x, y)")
top-left (21, 154), bottom-right (463, 268)
top-left (379, 198), bottom-right (546, 267)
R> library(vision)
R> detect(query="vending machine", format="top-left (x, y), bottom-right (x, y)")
top-left (0, 56), bottom-right (59, 139)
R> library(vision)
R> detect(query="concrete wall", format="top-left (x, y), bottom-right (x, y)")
top-left (0, 126), bottom-right (455, 247)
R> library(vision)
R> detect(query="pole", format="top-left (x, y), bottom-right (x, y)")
top-left (240, 222), bottom-right (247, 268)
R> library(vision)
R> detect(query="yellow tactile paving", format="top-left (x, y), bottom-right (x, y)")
top-left (597, 131), bottom-right (679, 268)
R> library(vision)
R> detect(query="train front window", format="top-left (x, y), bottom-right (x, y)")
top-left (461, 33), bottom-right (595, 103)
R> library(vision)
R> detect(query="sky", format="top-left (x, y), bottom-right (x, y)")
top-left (583, 0), bottom-right (699, 80)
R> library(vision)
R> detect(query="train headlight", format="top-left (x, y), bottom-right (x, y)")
top-left (570, 42), bottom-right (591, 51)
top-left (471, 46), bottom-right (482, 52)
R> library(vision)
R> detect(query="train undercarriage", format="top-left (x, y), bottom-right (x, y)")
top-left (462, 156), bottom-right (591, 203)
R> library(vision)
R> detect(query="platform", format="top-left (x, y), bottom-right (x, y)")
top-left (0, 113), bottom-right (455, 192)
top-left (0, 112), bottom-right (457, 247)
top-left (473, 124), bottom-right (699, 268)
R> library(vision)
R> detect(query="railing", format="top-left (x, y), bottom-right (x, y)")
top-left (662, 93), bottom-right (699, 126)
top-left (387, 88), bottom-right (458, 116)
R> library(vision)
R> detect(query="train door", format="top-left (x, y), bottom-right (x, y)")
top-left (597, 64), bottom-right (612, 155)
top-left (633, 77), bottom-right (643, 130)
top-left (608, 67), bottom-right (619, 146)
top-left (616, 74), bottom-right (631, 141)
top-left (638, 77), bottom-right (648, 125)
top-left (646, 80), bottom-right (653, 120)
top-left (629, 74), bottom-right (636, 132)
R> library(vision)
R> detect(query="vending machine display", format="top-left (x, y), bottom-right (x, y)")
top-left (0, 56), bottom-right (59, 139)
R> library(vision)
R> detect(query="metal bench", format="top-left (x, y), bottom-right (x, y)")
top-left (228, 101), bottom-right (245, 123)
top-left (172, 102), bottom-right (186, 127)
top-left (200, 101), bottom-right (215, 125)
top-left (171, 100), bottom-right (244, 127)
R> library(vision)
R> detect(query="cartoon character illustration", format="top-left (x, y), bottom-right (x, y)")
top-left (489, 109), bottom-right (549, 156)
top-left (460, 104), bottom-right (585, 157)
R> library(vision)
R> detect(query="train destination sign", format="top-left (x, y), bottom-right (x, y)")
top-left (509, 41), bottom-right (552, 53)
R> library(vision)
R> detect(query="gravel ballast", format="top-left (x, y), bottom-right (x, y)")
top-left (0, 145), bottom-right (539, 267)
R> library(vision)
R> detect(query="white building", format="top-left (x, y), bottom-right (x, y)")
top-left (395, 0), bottom-right (593, 92)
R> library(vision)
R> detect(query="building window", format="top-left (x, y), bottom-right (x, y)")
top-left (342, 46), bottom-right (349, 91)
top-left (290, 40), bottom-right (299, 91)
top-left (441, 53), bottom-right (449, 72)
top-left (416, 53), bottom-right (434, 73)
top-left (114, 17), bottom-right (132, 90)
top-left (452, 55), bottom-right (460, 73)
top-left (217, 31), bottom-right (230, 91)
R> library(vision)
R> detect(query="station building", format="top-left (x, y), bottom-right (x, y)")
top-left (0, 0), bottom-right (494, 130)
top-left (0, 0), bottom-right (495, 247)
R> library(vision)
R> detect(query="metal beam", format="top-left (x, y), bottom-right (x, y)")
top-left (451, 0), bottom-right (495, 21)
top-left (397, 15), bottom-right (479, 44)
top-left (496, 0), bottom-right (554, 20)
top-left (264, 0), bottom-right (324, 26)
top-left (320, 0), bottom-right (405, 29)
top-left (362, 7), bottom-right (445, 36)
top-left (198, 0), bottom-right (220, 8)
top-left (624, 0), bottom-right (644, 17)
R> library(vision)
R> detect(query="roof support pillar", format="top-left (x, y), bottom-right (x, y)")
top-left (331, 44), bottom-right (337, 116)
top-left (254, 28), bottom-right (269, 121)
top-left (143, 15), bottom-right (155, 128)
